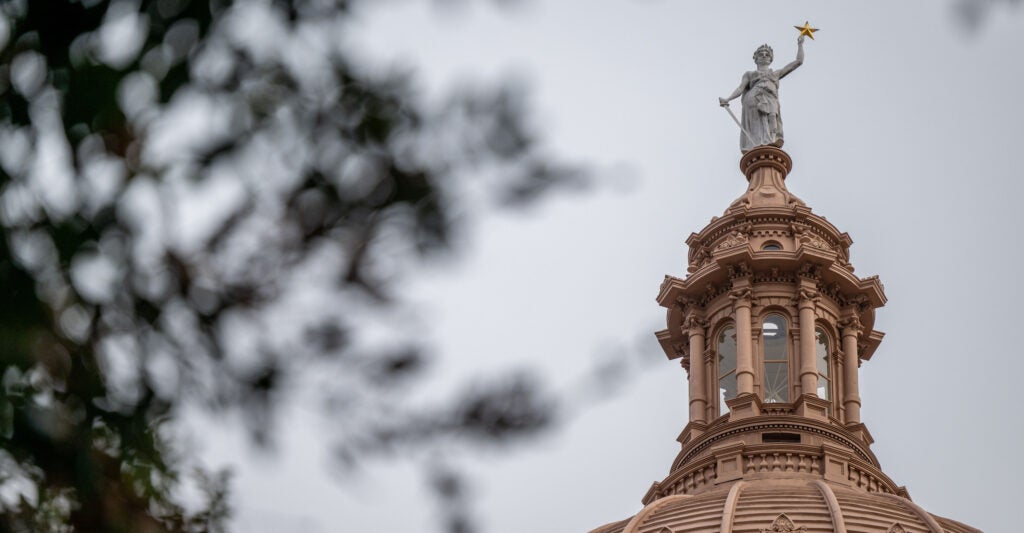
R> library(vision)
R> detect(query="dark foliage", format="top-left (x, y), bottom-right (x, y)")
top-left (0, 0), bottom-right (581, 530)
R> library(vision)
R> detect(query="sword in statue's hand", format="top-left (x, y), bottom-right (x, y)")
top-left (719, 99), bottom-right (756, 148)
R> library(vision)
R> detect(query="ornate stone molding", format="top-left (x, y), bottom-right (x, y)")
top-left (727, 261), bottom-right (752, 279)
top-left (796, 288), bottom-right (819, 307)
top-left (797, 262), bottom-right (820, 281)
top-left (729, 288), bottom-right (753, 306)
top-left (760, 514), bottom-right (806, 533)
top-left (676, 419), bottom-right (876, 466)
top-left (674, 295), bottom-right (699, 313)
top-left (690, 246), bottom-right (712, 271)
top-left (740, 145), bottom-right (793, 177)
top-left (839, 316), bottom-right (862, 335)
top-left (716, 230), bottom-right (750, 251)
top-left (682, 314), bottom-right (708, 334)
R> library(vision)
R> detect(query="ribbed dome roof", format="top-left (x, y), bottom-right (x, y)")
top-left (590, 478), bottom-right (980, 533)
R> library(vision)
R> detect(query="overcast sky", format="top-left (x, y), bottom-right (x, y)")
top-left (193, 2), bottom-right (1024, 531)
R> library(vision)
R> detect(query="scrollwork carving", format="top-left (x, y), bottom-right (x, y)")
top-left (728, 287), bottom-right (752, 303)
top-left (886, 524), bottom-right (907, 533)
top-left (681, 314), bottom-right (708, 333)
top-left (715, 230), bottom-right (749, 251)
top-left (797, 288), bottom-right (819, 303)
top-left (839, 315), bottom-right (862, 334)
top-left (692, 246), bottom-right (711, 269)
top-left (803, 234), bottom-right (832, 251)
top-left (790, 222), bottom-right (833, 251)
top-left (675, 296), bottom-right (699, 313)
top-left (848, 293), bottom-right (870, 312)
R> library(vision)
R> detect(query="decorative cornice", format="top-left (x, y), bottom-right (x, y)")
top-left (675, 418), bottom-right (876, 467)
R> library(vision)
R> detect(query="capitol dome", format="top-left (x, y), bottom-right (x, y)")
top-left (589, 147), bottom-right (980, 533)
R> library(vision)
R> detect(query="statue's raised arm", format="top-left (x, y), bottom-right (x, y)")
top-left (776, 35), bottom-right (806, 79)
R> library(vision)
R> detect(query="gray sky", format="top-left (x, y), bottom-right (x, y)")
top-left (193, 2), bottom-right (1023, 531)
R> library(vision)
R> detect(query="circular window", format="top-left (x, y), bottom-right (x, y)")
top-left (762, 242), bottom-right (782, 251)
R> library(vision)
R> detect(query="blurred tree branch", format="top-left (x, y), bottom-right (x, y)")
top-left (952, 0), bottom-right (1022, 31)
top-left (0, 0), bottom-right (583, 530)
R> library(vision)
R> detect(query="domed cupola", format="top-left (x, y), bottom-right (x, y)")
top-left (589, 146), bottom-right (981, 533)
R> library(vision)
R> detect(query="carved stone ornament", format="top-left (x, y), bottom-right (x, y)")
top-left (682, 315), bottom-right (707, 332)
top-left (729, 287), bottom-right (753, 302)
top-left (797, 262), bottom-right (820, 280)
top-left (840, 315), bottom-right (862, 333)
top-left (727, 261), bottom-right (752, 279)
top-left (675, 296), bottom-right (698, 312)
top-left (797, 288), bottom-right (819, 303)
top-left (887, 524), bottom-right (907, 533)
top-left (760, 514), bottom-right (807, 533)
top-left (692, 246), bottom-right (711, 268)
top-left (800, 233), bottom-right (832, 251)
top-left (715, 230), bottom-right (750, 251)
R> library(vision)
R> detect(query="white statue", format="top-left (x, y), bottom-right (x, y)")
top-left (719, 35), bottom-right (806, 153)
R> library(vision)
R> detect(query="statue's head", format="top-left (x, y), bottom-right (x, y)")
top-left (753, 44), bottom-right (773, 66)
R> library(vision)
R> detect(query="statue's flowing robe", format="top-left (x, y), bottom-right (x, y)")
top-left (740, 69), bottom-right (783, 152)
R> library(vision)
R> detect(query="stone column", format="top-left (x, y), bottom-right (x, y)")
top-left (685, 315), bottom-right (707, 423)
top-left (841, 317), bottom-right (862, 424)
top-left (798, 289), bottom-right (819, 398)
top-left (731, 287), bottom-right (754, 395)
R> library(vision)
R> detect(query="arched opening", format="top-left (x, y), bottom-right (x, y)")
top-left (815, 327), bottom-right (831, 401)
top-left (761, 241), bottom-right (782, 251)
top-left (717, 326), bottom-right (737, 416)
top-left (762, 314), bottom-right (789, 403)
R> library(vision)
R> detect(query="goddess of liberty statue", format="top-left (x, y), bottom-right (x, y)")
top-left (719, 35), bottom-right (806, 153)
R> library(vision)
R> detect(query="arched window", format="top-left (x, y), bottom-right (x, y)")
top-left (762, 314), bottom-right (789, 403)
top-left (815, 327), bottom-right (831, 401)
top-left (717, 326), bottom-right (737, 416)
top-left (762, 241), bottom-right (782, 251)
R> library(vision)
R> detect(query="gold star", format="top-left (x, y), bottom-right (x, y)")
top-left (794, 21), bottom-right (819, 40)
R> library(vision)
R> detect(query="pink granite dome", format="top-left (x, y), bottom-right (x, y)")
top-left (589, 147), bottom-right (981, 533)
top-left (590, 478), bottom-right (979, 533)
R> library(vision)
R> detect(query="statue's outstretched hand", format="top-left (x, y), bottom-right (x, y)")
top-left (798, 35), bottom-right (805, 45)
top-left (718, 97), bottom-right (729, 107)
